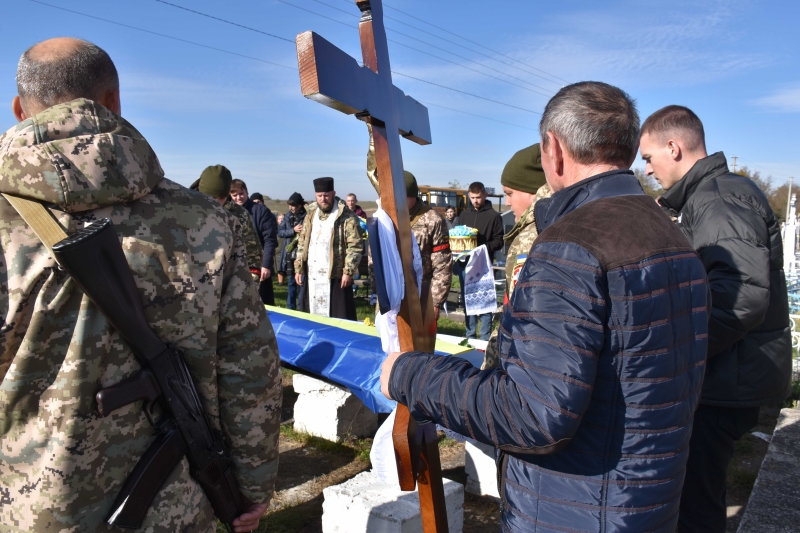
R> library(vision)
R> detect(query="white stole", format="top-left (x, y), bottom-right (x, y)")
top-left (307, 207), bottom-right (339, 317)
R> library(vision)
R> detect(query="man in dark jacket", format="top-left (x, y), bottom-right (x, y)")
top-left (231, 178), bottom-right (279, 306)
top-left (278, 192), bottom-right (307, 310)
top-left (454, 181), bottom-right (504, 339)
top-left (640, 105), bottom-right (792, 533)
top-left (381, 82), bottom-right (709, 532)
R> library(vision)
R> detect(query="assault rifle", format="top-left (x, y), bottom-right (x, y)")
top-left (51, 218), bottom-right (247, 530)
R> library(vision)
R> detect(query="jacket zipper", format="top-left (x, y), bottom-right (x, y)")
top-left (496, 450), bottom-right (509, 510)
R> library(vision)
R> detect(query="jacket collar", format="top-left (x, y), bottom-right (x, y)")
top-left (534, 170), bottom-right (642, 233)
top-left (659, 152), bottom-right (729, 213)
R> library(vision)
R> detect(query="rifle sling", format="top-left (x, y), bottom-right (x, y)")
top-left (1, 193), bottom-right (68, 257)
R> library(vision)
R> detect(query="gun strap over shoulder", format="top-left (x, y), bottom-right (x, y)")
top-left (1, 193), bottom-right (68, 257)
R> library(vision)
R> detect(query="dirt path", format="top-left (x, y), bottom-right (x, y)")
top-left (245, 372), bottom-right (779, 533)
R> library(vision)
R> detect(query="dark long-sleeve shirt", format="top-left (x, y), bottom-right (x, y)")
top-left (243, 197), bottom-right (278, 270)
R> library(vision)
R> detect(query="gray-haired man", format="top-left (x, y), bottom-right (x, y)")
top-left (380, 82), bottom-right (709, 532)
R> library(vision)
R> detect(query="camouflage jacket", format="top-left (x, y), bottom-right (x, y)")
top-left (294, 198), bottom-right (363, 279)
top-left (412, 206), bottom-right (453, 308)
top-left (0, 100), bottom-right (281, 532)
top-left (483, 184), bottom-right (552, 369)
top-left (224, 198), bottom-right (264, 276)
top-left (368, 203), bottom-right (453, 309)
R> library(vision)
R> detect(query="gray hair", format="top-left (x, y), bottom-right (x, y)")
top-left (539, 82), bottom-right (640, 167)
top-left (16, 38), bottom-right (118, 109)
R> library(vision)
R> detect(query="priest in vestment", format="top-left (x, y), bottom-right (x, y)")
top-left (294, 177), bottom-right (364, 320)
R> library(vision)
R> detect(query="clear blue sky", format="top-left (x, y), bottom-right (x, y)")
top-left (2, 0), bottom-right (798, 203)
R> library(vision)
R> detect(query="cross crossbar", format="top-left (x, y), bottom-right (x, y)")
top-left (297, 31), bottom-right (431, 145)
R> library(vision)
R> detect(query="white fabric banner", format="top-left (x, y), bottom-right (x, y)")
top-left (463, 244), bottom-right (497, 316)
top-left (307, 207), bottom-right (338, 317)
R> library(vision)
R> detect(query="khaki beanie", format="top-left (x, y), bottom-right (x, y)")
top-left (500, 143), bottom-right (546, 194)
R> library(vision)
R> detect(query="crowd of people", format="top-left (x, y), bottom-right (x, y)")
top-left (0, 36), bottom-right (793, 533)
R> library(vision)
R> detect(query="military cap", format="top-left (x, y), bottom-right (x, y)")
top-left (501, 143), bottom-right (546, 194)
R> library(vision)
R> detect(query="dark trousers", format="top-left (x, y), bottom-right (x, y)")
top-left (678, 404), bottom-right (760, 533)
top-left (258, 276), bottom-right (275, 306)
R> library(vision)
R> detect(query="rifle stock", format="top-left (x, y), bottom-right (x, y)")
top-left (51, 219), bottom-right (248, 528)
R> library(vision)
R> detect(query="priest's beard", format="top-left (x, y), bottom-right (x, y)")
top-left (319, 202), bottom-right (334, 213)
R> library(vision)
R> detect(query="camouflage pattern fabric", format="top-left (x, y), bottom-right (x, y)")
top-left (294, 198), bottom-right (364, 279)
top-left (483, 184), bottom-right (552, 370)
top-left (0, 99), bottom-right (281, 532)
top-left (411, 208), bottom-right (452, 308)
top-left (224, 198), bottom-right (264, 278)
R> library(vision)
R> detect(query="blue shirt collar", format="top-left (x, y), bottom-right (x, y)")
top-left (534, 170), bottom-right (643, 233)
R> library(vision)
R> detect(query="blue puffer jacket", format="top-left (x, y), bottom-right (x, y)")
top-left (389, 170), bottom-right (709, 532)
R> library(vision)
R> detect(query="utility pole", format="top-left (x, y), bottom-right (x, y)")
top-left (731, 156), bottom-right (739, 173)
top-left (787, 177), bottom-right (793, 224)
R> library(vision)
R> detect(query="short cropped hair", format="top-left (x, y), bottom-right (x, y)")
top-left (641, 105), bottom-right (706, 153)
top-left (540, 81), bottom-right (640, 167)
top-left (16, 39), bottom-right (118, 109)
top-left (346, 193), bottom-right (357, 200)
top-left (231, 179), bottom-right (248, 192)
top-left (468, 182), bottom-right (486, 194)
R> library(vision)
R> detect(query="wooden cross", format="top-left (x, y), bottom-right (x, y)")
top-left (295, 1), bottom-right (448, 531)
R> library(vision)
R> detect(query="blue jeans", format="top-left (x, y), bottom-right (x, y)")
top-left (465, 312), bottom-right (493, 340)
top-left (287, 274), bottom-right (305, 310)
top-left (454, 260), bottom-right (493, 340)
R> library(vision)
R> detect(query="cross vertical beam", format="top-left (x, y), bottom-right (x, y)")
top-left (295, 1), bottom-right (448, 531)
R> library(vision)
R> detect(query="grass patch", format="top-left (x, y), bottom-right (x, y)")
top-left (437, 316), bottom-right (466, 337)
top-left (728, 466), bottom-right (757, 489)
top-left (280, 424), bottom-right (372, 462)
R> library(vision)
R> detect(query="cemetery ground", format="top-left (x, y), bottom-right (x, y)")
top-left (229, 281), bottom-right (786, 533)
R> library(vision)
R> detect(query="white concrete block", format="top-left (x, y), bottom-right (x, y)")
top-left (464, 441), bottom-right (500, 500)
top-left (322, 470), bottom-right (464, 533)
top-left (293, 374), bottom-right (378, 441)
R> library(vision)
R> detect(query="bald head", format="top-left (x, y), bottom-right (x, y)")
top-left (13, 37), bottom-right (119, 120)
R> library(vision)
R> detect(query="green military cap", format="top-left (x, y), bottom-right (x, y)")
top-left (198, 165), bottom-right (233, 199)
top-left (500, 143), bottom-right (546, 194)
top-left (404, 170), bottom-right (418, 198)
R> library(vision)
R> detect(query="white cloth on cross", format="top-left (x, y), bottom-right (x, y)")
top-left (463, 244), bottom-right (497, 316)
top-left (373, 207), bottom-right (422, 353)
top-left (307, 206), bottom-right (339, 317)
top-left (371, 207), bottom-right (424, 485)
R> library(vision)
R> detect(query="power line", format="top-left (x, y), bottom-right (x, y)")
top-left (392, 72), bottom-right (541, 114)
top-left (381, 0), bottom-right (570, 85)
top-left (737, 157), bottom-right (795, 181)
top-left (156, 0), bottom-right (544, 112)
top-left (28, 0), bottom-right (297, 70)
top-left (307, 0), bottom-right (555, 94)
top-left (29, 0), bottom-right (544, 121)
top-left (389, 40), bottom-right (552, 98)
top-left (422, 101), bottom-right (538, 131)
top-left (155, 0), bottom-right (294, 43)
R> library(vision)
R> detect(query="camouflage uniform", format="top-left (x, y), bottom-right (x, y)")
top-left (0, 99), bottom-right (281, 532)
top-left (370, 204), bottom-right (453, 309)
top-left (294, 198), bottom-right (363, 279)
top-left (483, 184), bottom-right (552, 369)
top-left (224, 198), bottom-right (263, 279)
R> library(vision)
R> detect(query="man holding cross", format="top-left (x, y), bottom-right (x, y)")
top-left (294, 177), bottom-right (364, 320)
top-left (381, 82), bottom-right (709, 532)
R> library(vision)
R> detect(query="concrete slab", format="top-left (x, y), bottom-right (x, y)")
top-left (464, 441), bottom-right (500, 501)
top-left (738, 408), bottom-right (800, 533)
top-left (322, 470), bottom-right (464, 533)
top-left (293, 374), bottom-right (378, 441)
